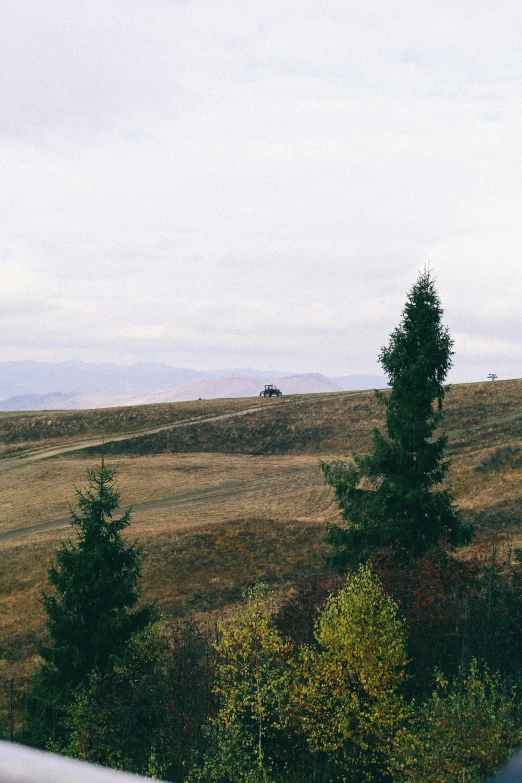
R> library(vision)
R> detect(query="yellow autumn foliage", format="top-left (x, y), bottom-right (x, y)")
top-left (290, 565), bottom-right (410, 781)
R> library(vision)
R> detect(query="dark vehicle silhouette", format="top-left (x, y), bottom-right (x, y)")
top-left (260, 384), bottom-right (282, 397)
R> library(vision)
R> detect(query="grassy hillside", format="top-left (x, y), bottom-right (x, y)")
top-left (1, 378), bottom-right (522, 683)
top-left (0, 396), bottom-right (278, 457)
top-left (0, 516), bottom-right (327, 681)
top-left (82, 379), bottom-right (522, 457)
top-left (88, 392), bottom-right (381, 456)
top-left (4, 378), bottom-right (521, 459)
top-left (0, 451), bottom-right (334, 680)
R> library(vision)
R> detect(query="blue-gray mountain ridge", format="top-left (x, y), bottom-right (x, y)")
top-left (0, 361), bottom-right (387, 411)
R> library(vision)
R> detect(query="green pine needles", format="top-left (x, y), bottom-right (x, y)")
top-left (323, 268), bottom-right (470, 568)
top-left (37, 457), bottom-right (153, 704)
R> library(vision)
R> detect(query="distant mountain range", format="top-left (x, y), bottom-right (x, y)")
top-left (0, 361), bottom-right (387, 411)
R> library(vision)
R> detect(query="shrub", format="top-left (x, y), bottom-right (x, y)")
top-left (373, 537), bottom-right (522, 692)
top-left (61, 620), bottom-right (216, 780)
top-left (391, 662), bottom-right (521, 783)
top-left (191, 586), bottom-right (293, 783)
top-left (272, 573), bottom-right (342, 647)
top-left (475, 444), bottom-right (522, 473)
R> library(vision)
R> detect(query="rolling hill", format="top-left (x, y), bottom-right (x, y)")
top-left (1, 378), bottom-right (521, 684)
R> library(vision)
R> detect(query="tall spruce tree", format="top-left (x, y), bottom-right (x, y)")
top-left (36, 458), bottom-right (153, 704)
top-left (322, 268), bottom-right (469, 568)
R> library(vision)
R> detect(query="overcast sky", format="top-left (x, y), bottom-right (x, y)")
top-left (2, 0), bottom-right (521, 381)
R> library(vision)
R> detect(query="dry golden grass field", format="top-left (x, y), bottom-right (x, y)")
top-left (0, 396), bottom-right (280, 459)
top-left (1, 378), bottom-right (522, 684)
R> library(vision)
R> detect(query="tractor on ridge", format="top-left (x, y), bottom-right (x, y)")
top-left (260, 384), bottom-right (282, 397)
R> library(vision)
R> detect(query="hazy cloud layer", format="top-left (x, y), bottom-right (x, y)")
top-left (2, 1), bottom-right (521, 380)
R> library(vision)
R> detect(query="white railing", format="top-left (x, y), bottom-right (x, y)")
top-left (1, 738), bottom-right (521, 782)
top-left (0, 741), bottom-right (161, 783)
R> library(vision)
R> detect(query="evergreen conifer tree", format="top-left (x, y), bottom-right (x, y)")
top-left (322, 268), bottom-right (469, 568)
top-left (36, 458), bottom-right (153, 704)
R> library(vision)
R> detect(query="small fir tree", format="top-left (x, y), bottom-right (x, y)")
top-left (323, 268), bottom-right (469, 567)
top-left (37, 458), bottom-right (153, 704)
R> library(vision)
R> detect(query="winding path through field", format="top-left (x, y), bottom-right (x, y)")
top-left (0, 466), bottom-right (318, 542)
top-left (0, 397), bottom-right (325, 543)
top-left (0, 391), bottom-right (363, 474)
top-left (0, 402), bottom-right (285, 474)
top-left (2, 391), bottom-right (521, 544)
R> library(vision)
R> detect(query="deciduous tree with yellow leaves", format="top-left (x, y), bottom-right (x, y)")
top-left (292, 565), bottom-right (410, 782)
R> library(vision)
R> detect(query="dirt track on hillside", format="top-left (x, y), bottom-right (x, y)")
top-left (0, 402), bottom-right (285, 474)
top-left (0, 465), bottom-right (318, 542)
top-left (2, 390), bottom-right (521, 544)
top-left (0, 390), bottom-right (366, 473)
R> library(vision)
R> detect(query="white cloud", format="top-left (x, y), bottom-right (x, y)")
top-left (1, 260), bottom-right (39, 297)
top-left (1, 0), bottom-right (522, 377)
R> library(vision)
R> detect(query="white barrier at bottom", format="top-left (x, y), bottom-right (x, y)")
top-left (0, 741), bottom-right (159, 783)
top-left (2, 738), bottom-right (521, 783)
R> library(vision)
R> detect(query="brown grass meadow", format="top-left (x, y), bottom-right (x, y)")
top-left (1, 378), bottom-right (522, 684)
top-left (0, 396), bottom-right (279, 459)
